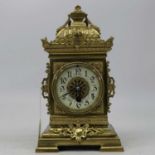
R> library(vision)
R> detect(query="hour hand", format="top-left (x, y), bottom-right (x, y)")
top-left (75, 86), bottom-right (81, 102)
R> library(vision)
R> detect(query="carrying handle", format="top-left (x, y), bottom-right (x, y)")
top-left (41, 78), bottom-right (48, 99)
top-left (108, 77), bottom-right (115, 98)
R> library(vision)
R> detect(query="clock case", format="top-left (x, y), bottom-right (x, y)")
top-left (36, 6), bottom-right (123, 152)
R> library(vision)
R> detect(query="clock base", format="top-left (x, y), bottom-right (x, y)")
top-left (36, 124), bottom-right (124, 152)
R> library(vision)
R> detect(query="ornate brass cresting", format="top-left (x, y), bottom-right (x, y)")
top-left (36, 5), bottom-right (124, 152)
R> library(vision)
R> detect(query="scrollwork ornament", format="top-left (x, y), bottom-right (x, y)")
top-left (106, 61), bottom-right (116, 113)
top-left (48, 124), bottom-right (107, 144)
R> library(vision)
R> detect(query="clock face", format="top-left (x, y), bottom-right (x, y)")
top-left (52, 62), bottom-right (103, 113)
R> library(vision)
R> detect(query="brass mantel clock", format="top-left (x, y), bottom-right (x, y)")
top-left (36, 6), bottom-right (124, 152)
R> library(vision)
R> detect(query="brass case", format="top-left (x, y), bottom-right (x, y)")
top-left (36, 5), bottom-right (124, 152)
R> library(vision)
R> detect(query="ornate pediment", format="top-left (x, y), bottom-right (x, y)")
top-left (41, 5), bottom-right (113, 53)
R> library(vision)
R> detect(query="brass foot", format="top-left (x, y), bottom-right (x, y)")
top-left (100, 146), bottom-right (124, 152)
top-left (36, 146), bottom-right (59, 152)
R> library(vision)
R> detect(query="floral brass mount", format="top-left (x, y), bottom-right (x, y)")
top-left (41, 63), bottom-right (52, 114)
top-left (41, 63), bottom-right (49, 99)
top-left (43, 124), bottom-right (115, 144)
top-left (41, 62), bottom-right (50, 99)
top-left (107, 61), bottom-right (115, 112)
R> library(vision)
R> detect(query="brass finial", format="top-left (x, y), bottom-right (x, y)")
top-left (75, 5), bottom-right (81, 11)
top-left (69, 5), bottom-right (87, 22)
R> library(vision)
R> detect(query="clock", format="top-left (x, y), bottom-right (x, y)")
top-left (36, 5), bottom-right (124, 152)
top-left (52, 62), bottom-right (103, 113)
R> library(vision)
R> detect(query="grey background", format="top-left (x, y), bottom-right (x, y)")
top-left (0, 0), bottom-right (155, 155)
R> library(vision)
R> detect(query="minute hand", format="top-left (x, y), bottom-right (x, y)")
top-left (59, 92), bottom-right (70, 98)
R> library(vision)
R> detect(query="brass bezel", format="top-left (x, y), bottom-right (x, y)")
top-left (52, 62), bottom-right (104, 114)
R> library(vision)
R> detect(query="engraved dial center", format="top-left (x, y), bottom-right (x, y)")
top-left (67, 77), bottom-right (89, 102)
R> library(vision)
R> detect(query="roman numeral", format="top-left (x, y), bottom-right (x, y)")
top-left (60, 77), bottom-right (67, 84)
top-left (85, 70), bottom-right (87, 77)
top-left (93, 86), bottom-right (97, 91)
top-left (91, 93), bottom-right (95, 100)
top-left (75, 67), bottom-right (81, 76)
top-left (90, 76), bottom-right (95, 83)
top-left (67, 71), bottom-right (72, 78)
top-left (76, 102), bottom-right (81, 108)
top-left (85, 100), bottom-right (89, 105)
top-left (59, 85), bottom-right (65, 92)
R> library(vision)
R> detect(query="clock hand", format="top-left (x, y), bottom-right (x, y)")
top-left (75, 85), bottom-right (81, 102)
top-left (59, 92), bottom-right (70, 98)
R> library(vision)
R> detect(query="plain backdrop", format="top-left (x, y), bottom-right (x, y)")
top-left (0, 0), bottom-right (155, 155)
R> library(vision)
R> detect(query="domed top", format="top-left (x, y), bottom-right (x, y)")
top-left (55, 5), bottom-right (101, 43)
top-left (41, 5), bottom-right (113, 52)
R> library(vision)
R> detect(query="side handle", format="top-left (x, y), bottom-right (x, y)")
top-left (108, 77), bottom-right (115, 98)
top-left (41, 78), bottom-right (48, 99)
